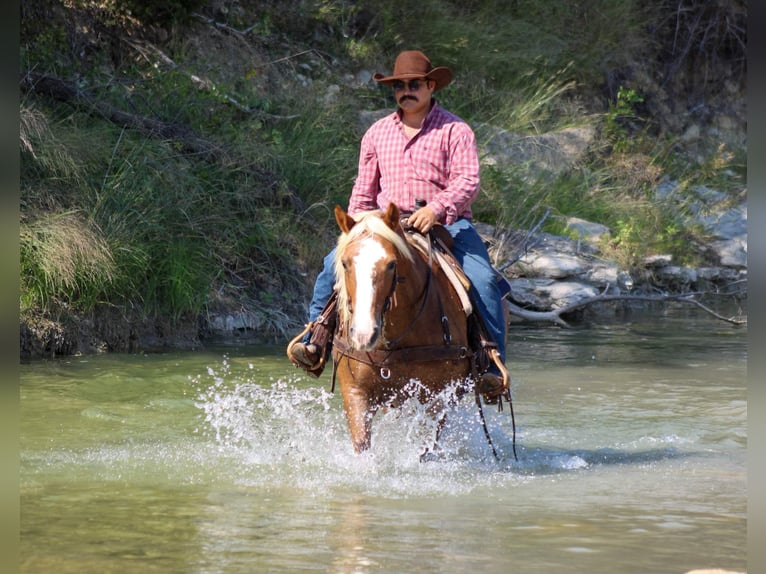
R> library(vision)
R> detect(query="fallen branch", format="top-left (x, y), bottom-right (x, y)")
top-left (20, 71), bottom-right (305, 210)
top-left (192, 12), bottom-right (260, 36)
top-left (21, 71), bottom-right (229, 162)
top-left (505, 291), bottom-right (747, 327)
top-left (122, 31), bottom-right (300, 118)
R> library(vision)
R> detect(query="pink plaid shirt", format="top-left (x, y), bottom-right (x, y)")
top-left (347, 101), bottom-right (480, 225)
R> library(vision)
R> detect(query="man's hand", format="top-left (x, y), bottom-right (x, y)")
top-left (406, 205), bottom-right (438, 233)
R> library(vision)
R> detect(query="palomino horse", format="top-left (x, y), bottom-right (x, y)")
top-left (327, 203), bottom-right (512, 458)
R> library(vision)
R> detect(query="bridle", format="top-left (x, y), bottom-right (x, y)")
top-left (332, 228), bottom-right (464, 369)
top-left (379, 243), bottom-right (433, 350)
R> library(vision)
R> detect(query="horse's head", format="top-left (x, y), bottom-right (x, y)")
top-left (333, 204), bottom-right (414, 350)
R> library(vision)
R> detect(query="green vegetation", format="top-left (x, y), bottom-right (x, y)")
top-left (20, 0), bottom-right (746, 343)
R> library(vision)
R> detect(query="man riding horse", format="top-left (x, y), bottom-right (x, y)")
top-left (288, 50), bottom-right (507, 403)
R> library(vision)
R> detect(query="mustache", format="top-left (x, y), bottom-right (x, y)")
top-left (398, 94), bottom-right (419, 104)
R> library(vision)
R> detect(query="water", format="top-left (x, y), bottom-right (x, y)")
top-left (20, 309), bottom-right (747, 573)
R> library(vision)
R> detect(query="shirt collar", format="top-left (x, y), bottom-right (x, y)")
top-left (394, 99), bottom-right (438, 127)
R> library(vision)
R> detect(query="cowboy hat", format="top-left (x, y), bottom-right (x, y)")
top-left (373, 50), bottom-right (453, 91)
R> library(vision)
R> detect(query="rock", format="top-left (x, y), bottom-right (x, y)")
top-left (355, 69), bottom-right (373, 86)
top-left (700, 203), bottom-right (748, 268)
top-left (208, 311), bottom-right (264, 332)
top-left (323, 84), bottom-right (340, 104)
top-left (561, 216), bottom-right (610, 243)
top-left (477, 124), bottom-right (596, 180)
top-left (477, 177), bottom-right (747, 316)
top-left (681, 123), bottom-right (702, 142)
top-left (516, 251), bottom-right (589, 279)
top-left (507, 278), bottom-right (599, 310)
top-left (644, 254), bottom-right (673, 267)
top-left (652, 264), bottom-right (698, 289)
top-left (710, 237), bottom-right (747, 268)
top-left (583, 261), bottom-right (622, 287)
top-left (655, 180), bottom-right (747, 269)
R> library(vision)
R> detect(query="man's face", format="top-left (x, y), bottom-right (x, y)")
top-left (392, 78), bottom-right (435, 112)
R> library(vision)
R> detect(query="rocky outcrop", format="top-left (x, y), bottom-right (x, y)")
top-left (472, 124), bottom-right (747, 317)
top-left (476, 123), bottom-right (597, 180)
top-left (476, 184), bottom-right (746, 317)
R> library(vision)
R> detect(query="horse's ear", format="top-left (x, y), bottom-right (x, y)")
top-left (334, 205), bottom-right (356, 234)
top-left (383, 203), bottom-right (400, 230)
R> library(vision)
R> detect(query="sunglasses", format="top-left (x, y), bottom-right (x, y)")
top-left (392, 79), bottom-right (430, 92)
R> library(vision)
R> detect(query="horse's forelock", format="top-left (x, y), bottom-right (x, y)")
top-left (334, 210), bottom-right (413, 323)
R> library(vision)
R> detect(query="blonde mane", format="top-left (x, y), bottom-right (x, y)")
top-left (334, 210), bottom-right (414, 324)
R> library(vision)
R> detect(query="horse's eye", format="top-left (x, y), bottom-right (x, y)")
top-left (342, 260), bottom-right (350, 272)
top-left (386, 261), bottom-right (396, 272)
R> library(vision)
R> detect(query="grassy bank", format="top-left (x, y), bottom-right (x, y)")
top-left (19, 0), bottom-right (746, 354)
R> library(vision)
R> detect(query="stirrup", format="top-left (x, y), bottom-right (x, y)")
top-left (477, 348), bottom-right (511, 408)
top-left (286, 323), bottom-right (326, 378)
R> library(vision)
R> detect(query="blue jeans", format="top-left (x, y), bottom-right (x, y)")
top-left (306, 218), bottom-right (507, 363)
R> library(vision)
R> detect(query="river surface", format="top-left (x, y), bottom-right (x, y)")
top-left (20, 308), bottom-right (747, 573)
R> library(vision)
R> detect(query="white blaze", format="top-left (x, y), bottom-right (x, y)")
top-left (351, 237), bottom-right (386, 347)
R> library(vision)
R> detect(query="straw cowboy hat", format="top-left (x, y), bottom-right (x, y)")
top-left (373, 50), bottom-right (453, 91)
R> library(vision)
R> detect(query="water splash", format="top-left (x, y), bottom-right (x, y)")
top-left (190, 356), bottom-right (529, 497)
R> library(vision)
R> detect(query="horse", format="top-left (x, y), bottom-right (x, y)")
top-left (326, 203), bottom-right (512, 459)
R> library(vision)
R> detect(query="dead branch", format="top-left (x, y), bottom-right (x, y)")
top-left (21, 71), bottom-right (228, 162)
top-left (505, 291), bottom-right (747, 327)
top-left (192, 12), bottom-right (259, 36)
top-left (20, 71), bottom-right (305, 211)
top-left (497, 207), bottom-right (550, 272)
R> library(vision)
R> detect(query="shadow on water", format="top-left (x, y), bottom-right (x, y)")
top-left (511, 444), bottom-right (695, 476)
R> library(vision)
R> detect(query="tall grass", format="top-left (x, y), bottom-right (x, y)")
top-left (20, 211), bottom-right (116, 312)
top-left (20, 99), bottom-right (310, 324)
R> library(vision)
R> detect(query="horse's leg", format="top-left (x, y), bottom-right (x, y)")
top-left (341, 385), bottom-right (375, 453)
top-left (419, 411), bottom-right (448, 463)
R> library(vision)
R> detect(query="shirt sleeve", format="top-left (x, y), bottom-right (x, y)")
top-left (347, 128), bottom-right (380, 217)
top-left (428, 124), bottom-right (480, 225)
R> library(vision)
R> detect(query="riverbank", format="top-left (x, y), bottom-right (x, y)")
top-left (19, 189), bottom-right (746, 361)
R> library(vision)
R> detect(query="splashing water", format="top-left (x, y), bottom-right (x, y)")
top-left (190, 356), bottom-right (532, 498)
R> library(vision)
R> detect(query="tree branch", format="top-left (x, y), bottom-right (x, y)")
top-left (20, 71), bottom-right (305, 211)
top-left (506, 291), bottom-right (747, 327)
top-left (497, 207), bottom-right (550, 272)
